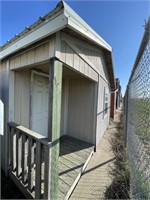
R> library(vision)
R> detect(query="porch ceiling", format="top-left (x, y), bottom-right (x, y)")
top-left (33, 63), bottom-right (85, 79)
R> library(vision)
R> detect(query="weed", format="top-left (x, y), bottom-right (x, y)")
top-left (105, 113), bottom-right (130, 199)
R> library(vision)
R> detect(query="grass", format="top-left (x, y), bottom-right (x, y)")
top-left (1, 169), bottom-right (26, 199)
top-left (130, 166), bottom-right (150, 199)
top-left (105, 112), bottom-right (130, 199)
top-left (131, 98), bottom-right (150, 141)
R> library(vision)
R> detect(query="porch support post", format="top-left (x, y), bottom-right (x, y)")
top-left (48, 58), bottom-right (63, 200)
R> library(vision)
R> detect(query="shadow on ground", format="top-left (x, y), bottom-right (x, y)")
top-left (1, 169), bottom-right (26, 199)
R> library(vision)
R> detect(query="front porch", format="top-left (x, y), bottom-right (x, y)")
top-left (8, 123), bottom-right (94, 200)
top-left (7, 58), bottom-right (97, 199)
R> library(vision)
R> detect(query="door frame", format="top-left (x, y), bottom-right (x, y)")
top-left (30, 70), bottom-right (49, 132)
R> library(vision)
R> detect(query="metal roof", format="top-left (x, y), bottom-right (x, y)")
top-left (0, 1), bottom-right (112, 56)
top-left (0, 1), bottom-right (115, 89)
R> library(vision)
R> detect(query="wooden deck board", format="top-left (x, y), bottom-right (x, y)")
top-left (58, 136), bottom-right (94, 199)
top-left (61, 145), bottom-right (90, 161)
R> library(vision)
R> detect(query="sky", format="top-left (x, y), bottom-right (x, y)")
top-left (1, 0), bottom-right (150, 95)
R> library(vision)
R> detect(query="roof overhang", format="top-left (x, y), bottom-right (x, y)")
top-left (0, 1), bottom-right (112, 59)
top-left (104, 50), bottom-right (115, 90)
top-left (0, 1), bottom-right (115, 89)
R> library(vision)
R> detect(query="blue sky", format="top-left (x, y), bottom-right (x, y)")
top-left (1, 1), bottom-right (149, 95)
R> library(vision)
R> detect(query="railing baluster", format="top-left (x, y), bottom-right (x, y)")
top-left (16, 130), bottom-right (22, 177)
top-left (43, 143), bottom-right (51, 200)
top-left (13, 130), bottom-right (17, 171)
top-left (9, 125), bottom-right (16, 171)
top-left (35, 141), bottom-right (42, 199)
top-left (9, 126), bottom-right (13, 170)
top-left (28, 137), bottom-right (34, 192)
top-left (22, 134), bottom-right (28, 184)
top-left (8, 122), bottom-right (52, 198)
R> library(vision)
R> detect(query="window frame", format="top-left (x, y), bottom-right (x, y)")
top-left (103, 87), bottom-right (109, 118)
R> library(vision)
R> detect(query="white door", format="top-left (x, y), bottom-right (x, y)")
top-left (31, 73), bottom-right (49, 137)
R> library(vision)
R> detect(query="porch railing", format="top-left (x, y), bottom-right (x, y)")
top-left (8, 122), bottom-right (52, 199)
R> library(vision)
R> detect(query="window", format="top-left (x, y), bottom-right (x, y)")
top-left (104, 87), bottom-right (109, 116)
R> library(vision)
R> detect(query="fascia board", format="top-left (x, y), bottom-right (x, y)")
top-left (0, 13), bottom-right (68, 60)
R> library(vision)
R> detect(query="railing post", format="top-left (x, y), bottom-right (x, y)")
top-left (35, 141), bottom-right (42, 199)
top-left (43, 143), bottom-right (51, 200)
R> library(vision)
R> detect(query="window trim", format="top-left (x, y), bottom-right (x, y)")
top-left (103, 87), bottom-right (109, 118)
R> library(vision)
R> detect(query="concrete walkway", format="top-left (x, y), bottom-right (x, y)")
top-left (70, 107), bottom-right (123, 200)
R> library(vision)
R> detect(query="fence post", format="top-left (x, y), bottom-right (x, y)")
top-left (124, 85), bottom-right (129, 147)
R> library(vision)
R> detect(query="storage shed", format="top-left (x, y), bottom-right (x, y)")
top-left (0, 1), bottom-right (115, 199)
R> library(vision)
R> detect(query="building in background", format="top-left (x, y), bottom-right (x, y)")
top-left (110, 78), bottom-right (122, 119)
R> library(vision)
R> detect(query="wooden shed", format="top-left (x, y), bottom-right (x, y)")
top-left (0, 1), bottom-right (115, 199)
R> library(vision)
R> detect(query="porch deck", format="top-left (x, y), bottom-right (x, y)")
top-left (58, 136), bottom-right (94, 199)
top-left (8, 125), bottom-right (94, 200)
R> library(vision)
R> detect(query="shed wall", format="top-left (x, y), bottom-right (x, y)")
top-left (96, 76), bottom-right (110, 146)
top-left (14, 70), bottom-right (30, 128)
top-left (9, 37), bottom-right (55, 70)
top-left (60, 32), bottom-right (109, 84)
top-left (59, 32), bottom-right (111, 146)
top-left (67, 78), bottom-right (97, 144)
top-left (61, 78), bottom-right (69, 136)
top-left (60, 41), bottom-right (98, 82)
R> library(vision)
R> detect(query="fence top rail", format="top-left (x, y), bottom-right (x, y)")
top-left (8, 122), bottom-right (51, 146)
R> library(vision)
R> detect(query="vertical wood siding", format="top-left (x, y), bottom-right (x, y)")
top-left (96, 76), bottom-right (111, 146)
top-left (60, 41), bottom-right (98, 82)
top-left (59, 32), bottom-right (111, 146)
top-left (14, 70), bottom-right (30, 128)
top-left (67, 78), bottom-right (97, 144)
top-left (60, 32), bottom-right (109, 83)
top-left (61, 78), bottom-right (69, 136)
top-left (76, 44), bottom-right (109, 82)
top-left (9, 37), bottom-right (55, 70)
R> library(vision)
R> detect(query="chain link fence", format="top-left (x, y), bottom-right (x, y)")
top-left (124, 18), bottom-right (150, 199)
